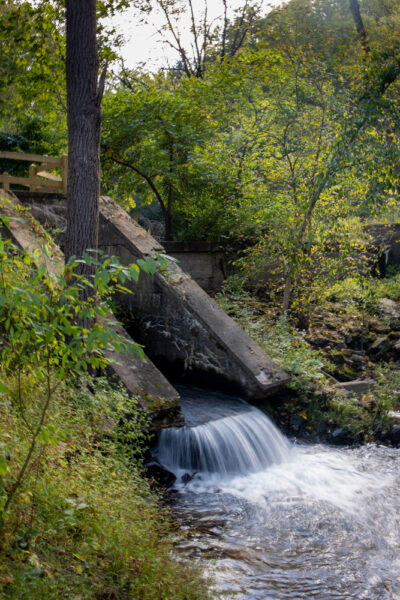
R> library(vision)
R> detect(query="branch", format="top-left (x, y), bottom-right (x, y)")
top-left (229, 1), bottom-right (255, 58)
top-left (188, 0), bottom-right (202, 75)
top-left (158, 0), bottom-right (193, 77)
top-left (3, 353), bottom-right (52, 515)
top-left (109, 154), bottom-right (166, 213)
top-left (220, 0), bottom-right (228, 59)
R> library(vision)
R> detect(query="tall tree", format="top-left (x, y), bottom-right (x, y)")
top-left (64, 0), bottom-right (105, 275)
top-left (349, 0), bottom-right (369, 53)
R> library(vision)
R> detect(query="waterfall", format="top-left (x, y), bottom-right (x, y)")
top-left (155, 386), bottom-right (291, 476)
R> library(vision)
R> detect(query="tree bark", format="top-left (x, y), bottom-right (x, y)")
top-left (349, 0), bottom-right (369, 54)
top-left (65, 0), bottom-right (102, 274)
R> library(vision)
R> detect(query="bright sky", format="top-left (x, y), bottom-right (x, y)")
top-left (109, 0), bottom-right (284, 71)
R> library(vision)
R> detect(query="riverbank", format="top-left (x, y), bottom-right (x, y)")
top-left (0, 376), bottom-right (208, 600)
top-left (216, 277), bottom-right (400, 445)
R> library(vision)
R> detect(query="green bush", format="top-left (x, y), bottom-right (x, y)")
top-left (0, 226), bottom-right (208, 599)
top-left (0, 377), bottom-right (207, 600)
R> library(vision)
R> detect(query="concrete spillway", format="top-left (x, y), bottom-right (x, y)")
top-left (98, 196), bottom-right (289, 401)
top-left (0, 190), bottom-right (182, 429)
top-left (5, 190), bottom-right (289, 425)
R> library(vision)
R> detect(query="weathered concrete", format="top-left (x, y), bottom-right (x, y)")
top-left (98, 196), bottom-right (290, 401)
top-left (12, 191), bottom-right (290, 400)
top-left (161, 240), bottom-right (229, 291)
top-left (0, 190), bottom-right (182, 428)
top-left (0, 190), bottom-right (64, 273)
top-left (366, 223), bottom-right (400, 275)
top-left (102, 321), bottom-right (182, 429)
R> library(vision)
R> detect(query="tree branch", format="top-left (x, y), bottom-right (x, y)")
top-left (96, 60), bottom-right (108, 106)
top-left (109, 154), bottom-right (166, 213)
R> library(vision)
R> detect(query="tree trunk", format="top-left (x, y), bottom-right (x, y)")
top-left (349, 0), bottom-right (369, 54)
top-left (165, 145), bottom-right (174, 241)
top-left (65, 0), bottom-right (101, 275)
top-left (164, 206), bottom-right (173, 241)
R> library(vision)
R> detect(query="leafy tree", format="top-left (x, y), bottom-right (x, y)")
top-left (0, 0), bottom-right (66, 150)
top-left (102, 74), bottom-right (212, 239)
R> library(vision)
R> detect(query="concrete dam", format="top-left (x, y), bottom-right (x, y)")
top-left (0, 189), bottom-right (289, 427)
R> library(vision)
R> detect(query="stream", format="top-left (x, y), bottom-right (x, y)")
top-left (153, 386), bottom-right (400, 600)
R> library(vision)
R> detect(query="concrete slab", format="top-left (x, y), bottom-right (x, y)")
top-left (0, 190), bottom-right (182, 428)
top-left (99, 196), bottom-right (290, 401)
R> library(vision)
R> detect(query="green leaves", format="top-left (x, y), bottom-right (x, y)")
top-left (0, 382), bottom-right (10, 396)
top-left (0, 240), bottom-right (154, 381)
top-left (0, 454), bottom-right (9, 476)
top-left (137, 257), bottom-right (157, 275)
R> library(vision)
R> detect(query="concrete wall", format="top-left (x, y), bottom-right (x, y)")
top-left (2, 190), bottom-right (183, 430)
top-left (98, 196), bottom-right (289, 401)
top-left (161, 241), bottom-right (229, 291)
top-left (366, 223), bottom-right (400, 274)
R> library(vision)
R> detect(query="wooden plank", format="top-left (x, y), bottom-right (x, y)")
top-left (0, 152), bottom-right (66, 193)
top-left (61, 154), bottom-right (68, 194)
top-left (36, 170), bottom-right (62, 182)
top-left (1, 172), bottom-right (10, 191)
top-left (0, 151), bottom-right (61, 166)
top-left (0, 174), bottom-right (62, 191)
top-left (29, 164), bottom-right (38, 192)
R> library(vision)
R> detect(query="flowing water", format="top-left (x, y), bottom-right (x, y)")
top-left (154, 387), bottom-right (400, 600)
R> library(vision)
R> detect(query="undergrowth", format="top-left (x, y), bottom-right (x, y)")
top-left (0, 220), bottom-right (208, 600)
top-left (217, 291), bottom-right (330, 391)
top-left (0, 376), bottom-right (208, 600)
top-left (217, 290), bottom-right (398, 441)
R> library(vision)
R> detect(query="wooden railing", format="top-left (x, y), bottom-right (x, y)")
top-left (0, 151), bottom-right (68, 194)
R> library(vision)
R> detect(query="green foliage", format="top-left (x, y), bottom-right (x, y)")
top-left (100, 0), bottom-right (400, 316)
top-left (375, 272), bottom-right (400, 302)
top-left (217, 288), bottom-right (399, 440)
top-left (0, 376), bottom-right (207, 600)
top-left (0, 237), bottom-right (144, 380)
top-left (72, 376), bottom-right (150, 460)
top-left (325, 270), bottom-right (400, 313)
top-left (0, 223), bottom-right (168, 522)
top-left (0, 230), bottom-right (208, 598)
top-left (217, 291), bottom-right (329, 390)
top-left (326, 367), bottom-right (398, 439)
top-left (102, 75), bottom-right (213, 237)
top-left (0, 0), bottom-right (66, 145)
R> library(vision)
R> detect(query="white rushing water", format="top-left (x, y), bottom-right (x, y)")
top-left (156, 402), bottom-right (290, 476)
top-left (154, 387), bottom-right (400, 600)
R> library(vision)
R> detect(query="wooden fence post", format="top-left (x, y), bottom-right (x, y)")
top-left (1, 173), bottom-right (10, 192)
top-left (29, 164), bottom-right (38, 192)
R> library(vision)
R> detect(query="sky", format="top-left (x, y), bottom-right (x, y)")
top-left (109, 0), bottom-right (285, 71)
